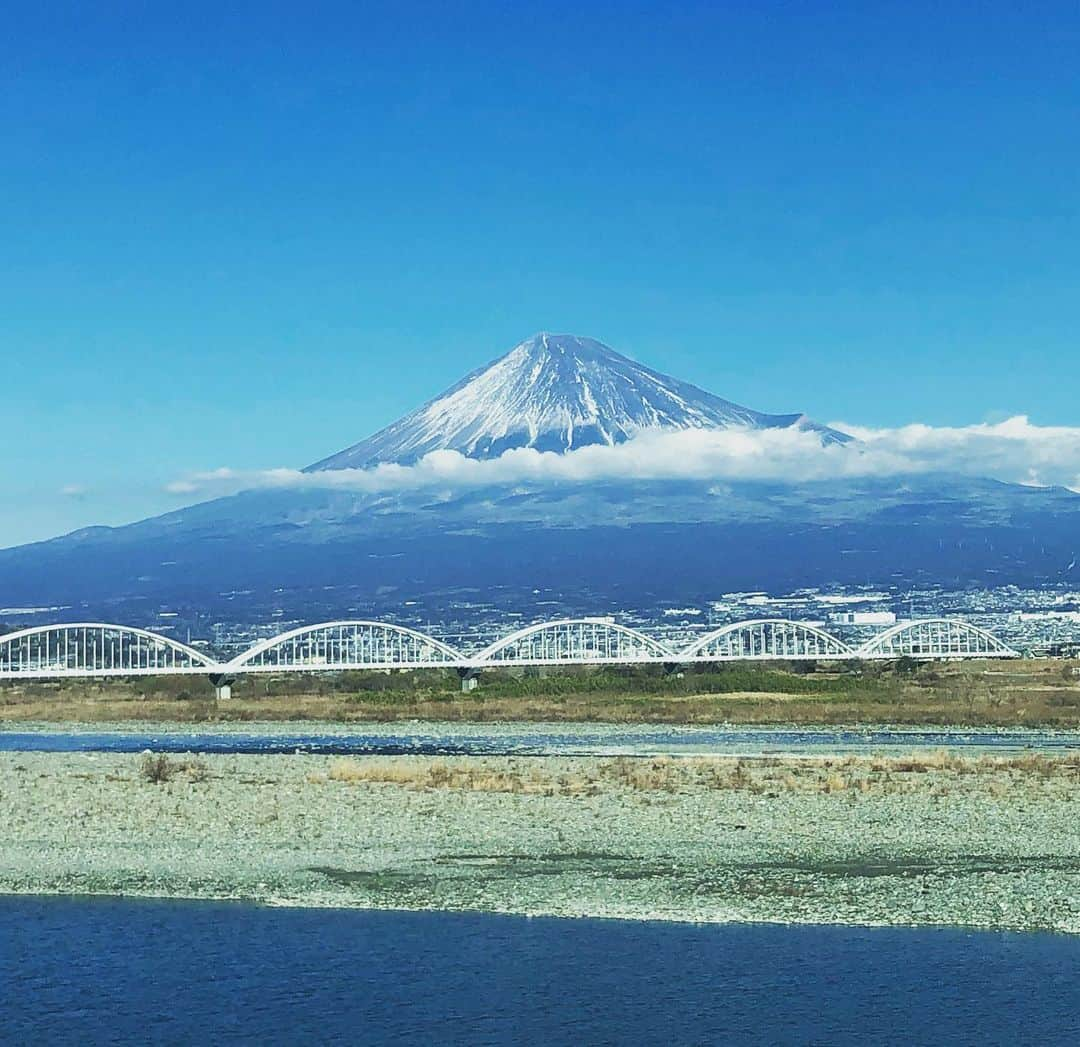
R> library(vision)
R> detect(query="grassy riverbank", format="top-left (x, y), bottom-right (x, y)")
top-left (2, 750), bottom-right (1078, 931)
top-left (3, 658), bottom-right (1080, 726)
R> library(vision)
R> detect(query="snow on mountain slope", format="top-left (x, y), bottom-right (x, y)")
top-left (308, 333), bottom-right (849, 470)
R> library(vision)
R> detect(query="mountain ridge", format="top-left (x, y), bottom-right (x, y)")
top-left (1, 474), bottom-right (1076, 623)
top-left (308, 333), bottom-right (849, 470)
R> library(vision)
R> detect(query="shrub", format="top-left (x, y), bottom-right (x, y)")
top-left (139, 752), bottom-right (208, 784)
top-left (140, 752), bottom-right (175, 783)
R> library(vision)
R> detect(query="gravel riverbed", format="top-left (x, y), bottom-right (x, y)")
top-left (1, 751), bottom-right (1078, 933)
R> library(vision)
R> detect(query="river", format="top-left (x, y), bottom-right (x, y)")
top-left (2, 898), bottom-right (1078, 1045)
top-left (2, 722), bottom-right (1078, 757)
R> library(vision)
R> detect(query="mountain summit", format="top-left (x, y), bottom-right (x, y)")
top-left (309, 333), bottom-right (848, 470)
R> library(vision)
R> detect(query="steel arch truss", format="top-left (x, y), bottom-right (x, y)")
top-left (474, 618), bottom-right (673, 666)
top-left (0, 615), bottom-right (1024, 682)
top-left (227, 621), bottom-right (465, 673)
top-left (681, 619), bottom-right (854, 661)
top-left (856, 619), bottom-right (1019, 660)
top-left (0, 623), bottom-right (216, 679)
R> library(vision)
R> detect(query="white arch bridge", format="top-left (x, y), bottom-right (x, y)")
top-left (0, 617), bottom-right (1020, 696)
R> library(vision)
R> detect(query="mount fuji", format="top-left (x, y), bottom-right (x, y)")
top-left (1, 333), bottom-right (1078, 623)
top-left (309, 333), bottom-right (848, 470)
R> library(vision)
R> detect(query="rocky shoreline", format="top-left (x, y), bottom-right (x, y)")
top-left (2, 750), bottom-right (1078, 933)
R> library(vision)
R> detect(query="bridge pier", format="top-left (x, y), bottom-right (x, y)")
top-left (457, 667), bottom-right (480, 693)
top-left (663, 662), bottom-right (686, 678)
top-left (209, 673), bottom-right (237, 701)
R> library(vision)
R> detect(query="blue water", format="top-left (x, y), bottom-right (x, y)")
top-left (1, 725), bottom-right (1077, 756)
top-left (1, 899), bottom-right (1077, 1045)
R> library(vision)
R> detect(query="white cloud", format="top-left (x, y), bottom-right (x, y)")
top-left (59, 484), bottom-right (88, 498)
top-left (164, 417), bottom-right (1080, 499)
top-left (833, 416), bottom-right (1080, 490)
top-left (166, 468), bottom-right (237, 495)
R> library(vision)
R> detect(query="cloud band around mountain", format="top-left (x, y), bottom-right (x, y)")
top-left (164, 416), bottom-right (1080, 498)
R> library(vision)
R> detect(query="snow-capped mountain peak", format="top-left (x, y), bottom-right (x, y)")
top-left (308, 333), bottom-right (847, 470)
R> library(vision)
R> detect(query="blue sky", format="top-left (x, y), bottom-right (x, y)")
top-left (3, 1), bottom-right (1079, 546)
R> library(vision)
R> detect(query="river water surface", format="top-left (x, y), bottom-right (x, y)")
top-left (2, 722), bottom-right (1078, 756)
top-left (1, 898), bottom-right (1078, 1045)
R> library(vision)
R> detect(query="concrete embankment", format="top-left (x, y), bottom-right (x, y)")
top-left (1, 751), bottom-right (1078, 932)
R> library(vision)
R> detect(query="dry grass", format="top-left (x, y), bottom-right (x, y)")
top-left (311, 751), bottom-right (1080, 798)
top-left (322, 757), bottom-right (597, 795)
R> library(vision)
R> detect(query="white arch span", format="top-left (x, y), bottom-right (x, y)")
top-left (473, 618), bottom-right (674, 665)
top-left (227, 620), bottom-right (465, 672)
top-left (0, 622), bottom-right (217, 678)
top-left (856, 618), bottom-right (1020, 659)
top-left (681, 618), bottom-right (854, 660)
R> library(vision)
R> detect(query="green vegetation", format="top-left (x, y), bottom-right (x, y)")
top-left (2, 659), bottom-right (1079, 727)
